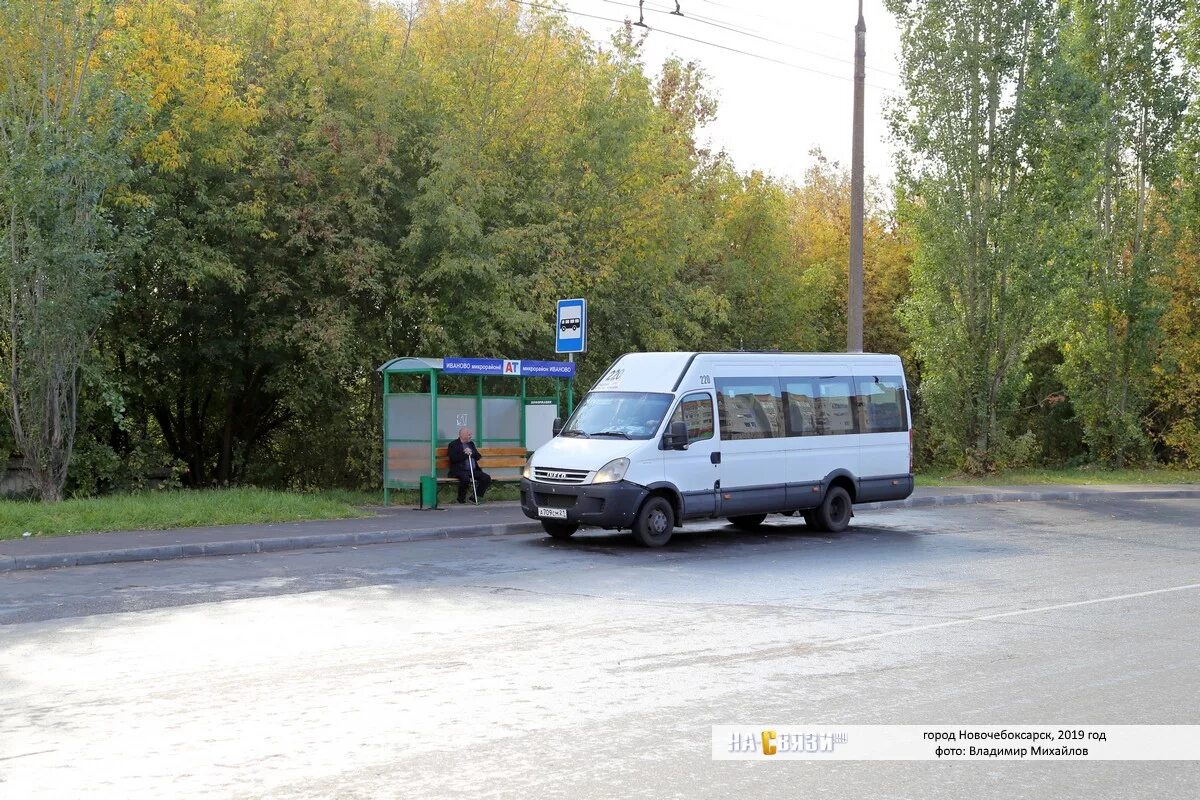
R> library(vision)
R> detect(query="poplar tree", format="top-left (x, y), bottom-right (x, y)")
top-left (1056, 0), bottom-right (1190, 466)
top-left (887, 0), bottom-right (1067, 470)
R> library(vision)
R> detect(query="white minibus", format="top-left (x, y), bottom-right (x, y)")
top-left (520, 352), bottom-right (914, 546)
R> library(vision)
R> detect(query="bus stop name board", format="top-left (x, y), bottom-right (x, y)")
top-left (443, 357), bottom-right (576, 378)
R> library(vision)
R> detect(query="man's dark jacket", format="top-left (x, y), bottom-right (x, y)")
top-left (447, 439), bottom-right (483, 479)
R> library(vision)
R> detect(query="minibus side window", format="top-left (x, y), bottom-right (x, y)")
top-left (782, 378), bottom-right (819, 436)
top-left (714, 378), bottom-right (784, 440)
top-left (815, 377), bottom-right (857, 435)
top-left (669, 392), bottom-right (715, 445)
top-left (854, 375), bottom-right (909, 433)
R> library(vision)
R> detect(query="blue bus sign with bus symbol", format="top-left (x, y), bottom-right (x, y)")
top-left (556, 298), bottom-right (586, 354)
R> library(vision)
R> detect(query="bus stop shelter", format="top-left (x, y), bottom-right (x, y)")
top-left (379, 357), bottom-right (576, 506)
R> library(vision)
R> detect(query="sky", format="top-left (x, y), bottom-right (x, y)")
top-left (555, 0), bottom-right (904, 186)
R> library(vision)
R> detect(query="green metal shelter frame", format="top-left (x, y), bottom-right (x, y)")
top-left (378, 357), bottom-right (575, 505)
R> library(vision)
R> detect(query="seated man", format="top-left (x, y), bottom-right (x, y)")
top-left (448, 427), bottom-right (492, 503)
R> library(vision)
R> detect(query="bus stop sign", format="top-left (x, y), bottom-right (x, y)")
top-left (556, 298), bottom-right (586, 354)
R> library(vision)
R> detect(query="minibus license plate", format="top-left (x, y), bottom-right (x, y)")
top-left (538, 507), bottom-right (568, 519)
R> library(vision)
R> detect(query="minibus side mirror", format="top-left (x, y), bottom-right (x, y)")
top-left (664, 420), bottom-right (689, 450)
top-left (552, 417), bottom-right (563, 436)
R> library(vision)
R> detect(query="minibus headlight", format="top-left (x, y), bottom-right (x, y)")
top-left (521, 457), bottom-right (532, 479)
top-left (592, 457), bottom-right (630, 484)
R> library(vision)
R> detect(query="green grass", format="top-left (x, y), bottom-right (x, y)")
top-left (0, 488), bottom-right (373, 541)
top-left (0, 482), bottom-right (527, 540)
top-left (916, 467), bottom-right (1200, 488)
top-left (319, 488), bottom-right (392, 506)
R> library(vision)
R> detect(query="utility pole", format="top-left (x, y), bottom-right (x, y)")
top-left (848, 0), bottom-right (866, 353)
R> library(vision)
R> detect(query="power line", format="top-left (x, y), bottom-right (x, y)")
top-left (694, 0), bottom-right (849, 44)
top-left (507, 1), bottom-right (900, 94)
top-left (507, 0), bottom-right (629, 25)
top-left (600, 0), bottom-right (901, 79)
top-left (681, 5), bottom-right (901, 79)
top-left (647, 23), bottom-right (888, 90)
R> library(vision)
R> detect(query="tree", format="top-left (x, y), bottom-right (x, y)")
top-left (0, 0), bottom-right (132, 501)
top-left (107, 0), bottom-right (410, 486)
top-left (704, 167), bottom-right (800, 350)
top-left (1152, 0), bottom-right (1200, 466)
top-left (787, 152), bottom-right (913, 356)
top-left (1056, 0), bottom-right (1190, 467)
top-left (888, 0), bottom-right (1075, 471)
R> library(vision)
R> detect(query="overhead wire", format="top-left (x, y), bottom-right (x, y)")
top-left (600, 0), bottom-right (901, 79)
top-left (694, 0), bottom-right (849, 44)
top-left (506, 0), bottom-right (901, 94)
top-left (684, 5), bottom-right (901, 79)
top-left (506, 0), bottom-right (629, 25)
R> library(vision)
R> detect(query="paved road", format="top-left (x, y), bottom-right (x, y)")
top-left (1, 498), bottom-right (1198, 798)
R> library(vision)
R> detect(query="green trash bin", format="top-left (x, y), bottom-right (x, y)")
top-left (420, 475), bottom-right (439, 509)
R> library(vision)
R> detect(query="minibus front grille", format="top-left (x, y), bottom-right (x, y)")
top-left (533, 466), bottom-right (590, 484)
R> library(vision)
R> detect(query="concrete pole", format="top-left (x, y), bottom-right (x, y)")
top-left (848, 0), bottom-right (866, 353)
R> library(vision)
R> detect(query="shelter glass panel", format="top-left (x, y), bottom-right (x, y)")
top-left (483, 397), bottom-right (521, 442)
top-left (436, 397), bottom-right (478, 444)
top-left (387, 394), bottom-right (432, 439)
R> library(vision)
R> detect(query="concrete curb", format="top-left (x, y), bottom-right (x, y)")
top-left (0, 521), bottom-right (544, 573)
top-left (854, 488), bottom-right (1200, 511)
top-left (3, 488), bottom-right (1198, 573)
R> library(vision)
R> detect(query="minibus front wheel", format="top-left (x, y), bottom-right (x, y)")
top-left (542, 521), bottom-right (579, 539)
top-left (632, 495), bottom-right (675, 547)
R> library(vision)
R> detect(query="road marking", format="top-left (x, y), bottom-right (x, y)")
top-left (0, 749), bottom-right (58, 762)
top-left (601, 582), bottom-right (1200, 672)
top-left (828, 582), bottom-right (1200, 649)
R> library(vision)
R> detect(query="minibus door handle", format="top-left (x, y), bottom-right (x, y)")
top-left (710, 451), bottom-right (721, 465)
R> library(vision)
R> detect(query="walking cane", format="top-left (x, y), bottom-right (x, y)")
top-left (467, 450), bottom-right (479, 505)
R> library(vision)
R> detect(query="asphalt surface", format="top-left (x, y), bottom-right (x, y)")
top-left (1, 497), bottom-right (1198, 798)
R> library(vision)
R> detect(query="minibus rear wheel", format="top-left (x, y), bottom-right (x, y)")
top-left (727, 514), bottom-right (767, 530)
top-left (812, 486), bottom-right (852, 532)
top-left (632, 496), bottom-right (675, 547)
top-left (541, 521), bottom-right (579, 539)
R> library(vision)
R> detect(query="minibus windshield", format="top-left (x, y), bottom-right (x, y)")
top-left (561, 392), bottom-right (674, 440)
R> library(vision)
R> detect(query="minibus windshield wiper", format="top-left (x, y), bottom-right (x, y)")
top-left (593, 430), bottom-right (632, 439)
top-left (561, 428), bottom-right (590, 438)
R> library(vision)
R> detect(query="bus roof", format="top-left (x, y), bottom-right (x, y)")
top-left (592, 351), bottom-right (905, 394)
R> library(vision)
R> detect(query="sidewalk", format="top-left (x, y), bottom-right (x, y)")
top-left (3, 484), bottom-right (1199, 572)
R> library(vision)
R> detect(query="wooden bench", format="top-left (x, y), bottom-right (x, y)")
top-left (432, 445), bottom-right (525, 507)
top-left (387, 444), bottom-right (527, 486)
top-left (386, 445), bottom-right (527, 473)
top-left (386, 445), bottom-right (528, 506)
top-left (431, 445), bottom-right (527, 485)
